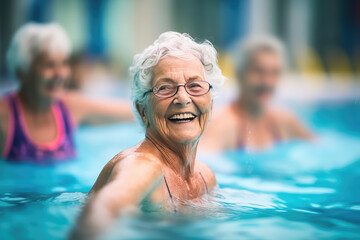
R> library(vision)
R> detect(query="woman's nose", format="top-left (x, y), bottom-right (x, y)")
top-left (55, 65), bottom-right (69, 79)
top-left (173, 86), bottom-right (191, 105)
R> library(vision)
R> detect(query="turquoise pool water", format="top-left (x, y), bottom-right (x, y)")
top-left (1, 101), bottom-right (360, 240)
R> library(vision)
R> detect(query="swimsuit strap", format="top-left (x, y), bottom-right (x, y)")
top-left (163, 175), bottom-right (174, 201)
top-left (57, 99), bottom-right (75, 134)
top-left (163, 175), bottom-right (177, 212)
top-left (199, 172), bottom-right (209, 194)
top-left (163, 171), bottom-right (208, 211)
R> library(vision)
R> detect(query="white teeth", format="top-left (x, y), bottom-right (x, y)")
top-left (169, 113), bottom-right (195, 120)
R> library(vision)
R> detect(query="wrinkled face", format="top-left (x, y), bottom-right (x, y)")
top-left (241, 50), bottom-right (283, 107)
top-left (143, 56), bottom-right (213, 144)
top-left (20, 51), bottom-right (70, 100)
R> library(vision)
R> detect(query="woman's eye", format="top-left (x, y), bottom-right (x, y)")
top-left (188, 83), bottom-right (201, 88)
top-left (156, 85), bottom-right (175, 93)
top-left (158, 85), bottom-right (171, 90)
top-left (43, 62), bottom-right (55, 69)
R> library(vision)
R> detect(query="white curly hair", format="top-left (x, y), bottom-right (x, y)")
top-left (235, 35), bottom-right (285, 76)
top-left (6, 22), bottom-right (71, 79)
top-left (129, 31), bottom-right (225, 124)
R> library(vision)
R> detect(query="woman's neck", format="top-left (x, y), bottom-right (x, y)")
top-left (145, 131), bottom-right (198, 180)
top-left (18, 88), bottom-right (52, 114)
top-left (237, 97), bottom-right (265, 120)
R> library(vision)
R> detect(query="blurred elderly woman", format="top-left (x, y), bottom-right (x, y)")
top-left (0, 23), bottom-right (133, 163)
top-left (71, 32), bottom-right (224, 239)
top-left (200, 36), bottom-right (313, 152)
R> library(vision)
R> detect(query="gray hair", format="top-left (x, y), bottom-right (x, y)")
top-left (6, 23), bottom-right (71, 79)
top-left (235, 35), bottom-right (285, 76)
top-left (129, 31), bottom-right (225, 123)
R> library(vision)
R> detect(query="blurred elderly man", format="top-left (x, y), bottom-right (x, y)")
top-left (200, 36), bottom-right (313, 152)
top-left (71, 31), bottom-right (224, 239)
top-left (0, 23), bottom-right (133, 163)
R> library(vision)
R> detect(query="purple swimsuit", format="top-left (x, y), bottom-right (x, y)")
top-left (3, 93), bottom-right (76, 163)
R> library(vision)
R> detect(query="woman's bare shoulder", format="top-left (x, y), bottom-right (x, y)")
top-left (0, 98), bottom-right (9, 151)
top-left (111, 149), bottom-right (162, 177)
top-left (0, 98), bottom-right (9, 115)
top-left (195, 161), bottom-right (216, 188)
top-left (90, 145), bottom-right (163, 194)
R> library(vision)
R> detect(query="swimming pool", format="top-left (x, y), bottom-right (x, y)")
top-left (1, 100), bottom-right (360, 240)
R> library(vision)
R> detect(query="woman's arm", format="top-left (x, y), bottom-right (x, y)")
top-left (61, 91), bottom-right (134, 126)
top-left (70, 157), bottom-right (162, 240)
top-left (196, 161), bottom-right (217, 189)
top-left (0, 99), bottom-right (9, 156)
top-left (285, 112), bottom-right (314, 140)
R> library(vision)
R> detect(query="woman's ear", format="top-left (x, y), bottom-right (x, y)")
top-left (135, 102), bottom-right (149, 127)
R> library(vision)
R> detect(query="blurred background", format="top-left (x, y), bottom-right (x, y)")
top-left (0, 0), bottom-right (360, 101)
top-left (1, 2), bottom-right (360, 239)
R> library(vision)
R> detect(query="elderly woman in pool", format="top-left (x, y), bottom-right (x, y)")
top-left (0, 23), bottom-right (133, 163)
top-left (71, 32), bottom-right (224, 239)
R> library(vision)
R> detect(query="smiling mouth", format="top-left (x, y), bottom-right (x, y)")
top-left (168, 112), bottom-right (197, 123)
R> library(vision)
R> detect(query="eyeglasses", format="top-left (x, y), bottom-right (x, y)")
top-left (143, 80), bottom-right (213, 98)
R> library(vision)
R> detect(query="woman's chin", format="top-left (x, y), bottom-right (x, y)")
top-left (168, 132), bottom-right (200, 145)
top-left (43, 88), bottom-right (63, 99)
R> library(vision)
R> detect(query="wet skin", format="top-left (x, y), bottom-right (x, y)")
top-left (0, 51), bottom-right (133, 154)
top-left (0, 52), bottom-right (71, 146)
top-left (71, 56), bottom-right (216, 240)
top-left (200, 50), bottom-right (313, 152)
